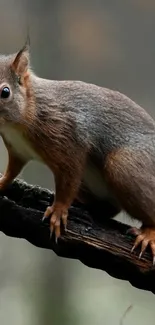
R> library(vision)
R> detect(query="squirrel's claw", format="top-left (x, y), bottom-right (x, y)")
top-left (50, 212), bottom-right (61, 240)
top-left (43, 203), bottom-right (68, 243)
top-left (129, 226), bottom-right (155, 264)
top-left (42, 205), bottom-right (54, 221)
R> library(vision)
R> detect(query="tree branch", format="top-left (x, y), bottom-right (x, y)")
top-left (0, 177), bottom-right (154, 294)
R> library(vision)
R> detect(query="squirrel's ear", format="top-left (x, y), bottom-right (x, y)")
top-left (11, 40), bottom-right (30, 76)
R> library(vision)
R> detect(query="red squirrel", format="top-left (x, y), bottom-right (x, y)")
top-left (0, 41), bottom-right (155, 262)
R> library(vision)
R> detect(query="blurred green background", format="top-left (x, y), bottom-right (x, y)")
top-left (0, 0), bottom-right (155, 324)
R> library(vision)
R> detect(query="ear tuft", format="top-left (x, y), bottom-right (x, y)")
top-left (11, 38), bottom-right (30, 76)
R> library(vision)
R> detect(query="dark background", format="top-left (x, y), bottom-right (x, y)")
top-left (0, 1), bottom-right (154, 324)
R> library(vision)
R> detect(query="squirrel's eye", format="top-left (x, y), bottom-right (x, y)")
top-left (1, 87), bottom-right (10, 99)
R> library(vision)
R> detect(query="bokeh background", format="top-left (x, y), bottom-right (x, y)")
top-left (0, 0), bottom-right (155, 324)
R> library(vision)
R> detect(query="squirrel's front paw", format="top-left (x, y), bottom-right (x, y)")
top-left (43, 203), bottom-right (68, 242)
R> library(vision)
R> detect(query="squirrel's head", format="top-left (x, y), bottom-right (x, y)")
top-left (0, 40), bottom-right (33, 124)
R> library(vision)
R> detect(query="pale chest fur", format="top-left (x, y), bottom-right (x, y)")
top-left (0, 125), bottom-right (41, 162)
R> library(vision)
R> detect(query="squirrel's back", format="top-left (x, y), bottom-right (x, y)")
top-left (31, 76), bottom-right (155, 156)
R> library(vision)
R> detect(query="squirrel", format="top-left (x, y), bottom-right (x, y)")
top-left (0, 41), bottom-right (155, 262)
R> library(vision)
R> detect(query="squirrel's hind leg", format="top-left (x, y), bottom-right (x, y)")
top-left (104, 147), bottom-right (155, 263)
top-left (127, 226), bottom-right (155, 263)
